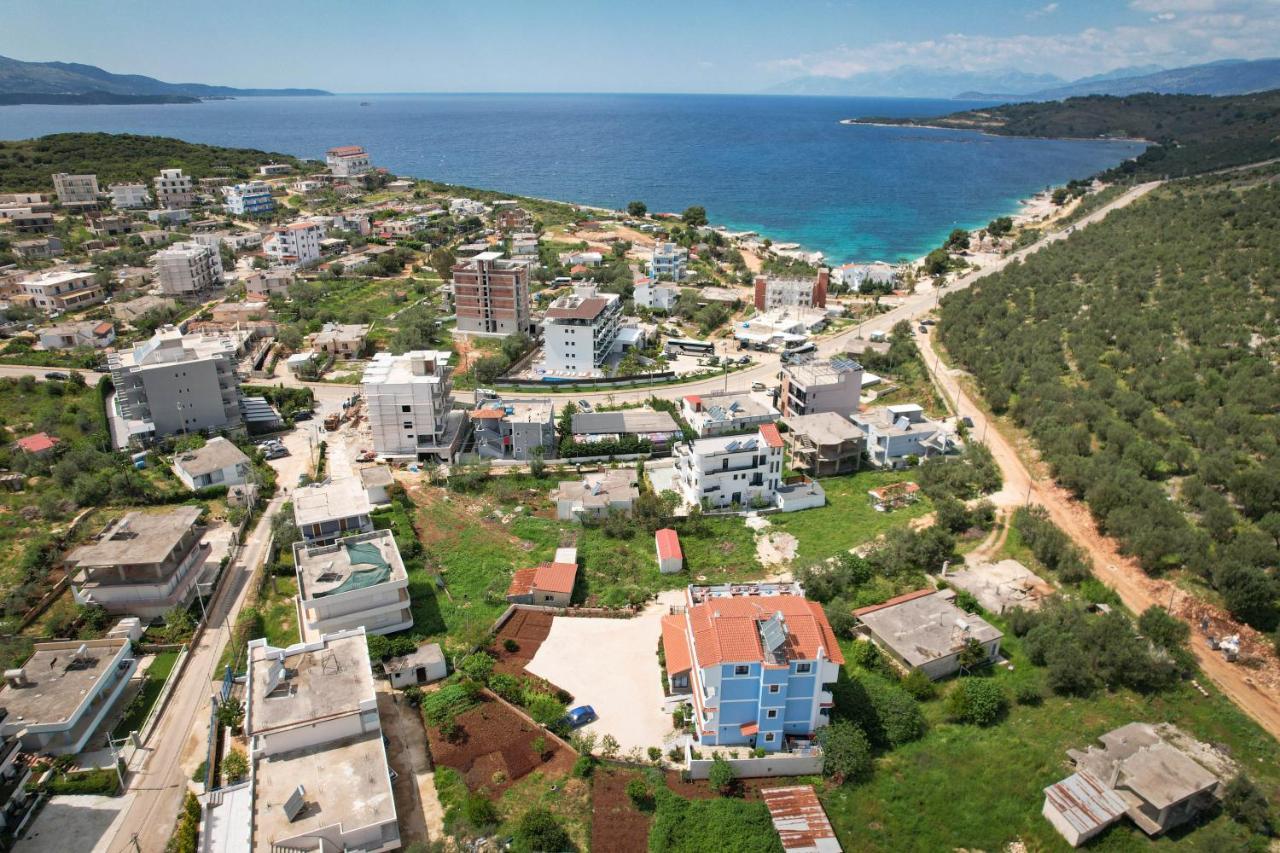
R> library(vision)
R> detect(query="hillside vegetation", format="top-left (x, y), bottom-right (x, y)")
top-left (0, 132), bottom-right (317, 191)
top-left (854, 90), bottom-right (1280, 178)
top-left (939, 165), bottom-right (1280, 630)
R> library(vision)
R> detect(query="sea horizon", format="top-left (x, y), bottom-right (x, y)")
top-left (0, 92), bottom-right (1145, 263)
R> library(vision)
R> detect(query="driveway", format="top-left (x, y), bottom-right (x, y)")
top-left (525, 591), bottom-right (682, 755)
top-left (375, 681), bottom-right (444, 846)
top-left (16, 794), bottom-right (133, 853)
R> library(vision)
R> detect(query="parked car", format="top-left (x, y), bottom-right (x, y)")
top-left (563, 705), bottom-right (597, 728)
top-left (577, 400), bottom-right (592, 412)
top-left (43, 371), bottom-right (68, 381)
top-left (751, 382), bottom-right (767, 392)
top-left (918, 325), bottom-right (928, 333)
top-left (292, 411), bottom-right (313, 422)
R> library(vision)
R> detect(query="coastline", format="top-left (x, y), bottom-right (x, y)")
top-left (838, 117), bottom-right (1153, 146)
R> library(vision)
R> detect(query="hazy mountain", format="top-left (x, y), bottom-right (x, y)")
top-left (1020, 58), bottom-right (1280, 100)
top-left (768, 66), bottom-right (1063, 99)
top-left (0, 54), bottom-right (331, 101)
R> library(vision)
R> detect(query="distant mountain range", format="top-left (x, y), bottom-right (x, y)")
top-left (0, 54), bottom-right (331, 104)
top-left (771, 57), bottom-right (1280, 101)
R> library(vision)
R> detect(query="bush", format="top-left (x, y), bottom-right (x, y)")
top-left (489, 672), bottom-right (523, 704)
top-left (513, 808), bottom-right (572, 853)
top-left (221, 748), bottom-right (248, 784)
top-left (946, 678), bottom-right (1008, 726)
top-left (1013, 675), bottom-right (1045, 706)
top-left (165, 792), bottom-right (202, 853)
top-left (627, 776), bottom-right (655, 810)
top-left (648, 746), bottom-right (663, 763)
top-left (525, 691), bottom-right (567, 728)
top-left (708, 755), bottom-right (734, 794)
top-left (572, 754), bottom-right (596, 778)
top-left (503, 638), bottom-right (520, 653)
top-left (832, 673), bottom-right (926, 748)
top-left (818, 720), bottom-right (872, 784)
top-left (900, 669), bottom-right (937, 701)
top-left (1223, 773), bottom-right (1274, 836)
top-left (463, 793), bottom-right (498, 830)
top-left (458, 651), bottom-right (495, 684)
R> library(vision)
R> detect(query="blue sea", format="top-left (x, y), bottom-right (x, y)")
top-left (0, 93), bottom-right (1145, 263)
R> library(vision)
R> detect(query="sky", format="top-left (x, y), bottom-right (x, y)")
top-left (1, 0), bottom-right (1277, 93)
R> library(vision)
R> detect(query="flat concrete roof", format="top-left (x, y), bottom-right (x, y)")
top-left (293, 480), bottom-right (372, 527)
top-left (294, 530), bottom-right (406, 601)
top-left (781, 412), bottom-right (862, 446)
top-left (856, 589), bottom-right (1002, 667)
top-left (0, 639), bottom-right (130, 727)
top-left (67, 506), bottom-right (202, 568)
top-left (552, 468), bottom-right (639, 507)
top-left (383, 643), bottom-right (444, 675)
top-left (572, 409), bottom-right (679, 435)
top-left (252, 730), bottom-right (395, 853)
top-left (174, 437), bottom-right (250, 478)
top-left (1070, 722), bottom-right (1219, 811)
top-left (247, 633), bottom-right (375, 734)
top-left (784, 359), bottom-right (861, 388)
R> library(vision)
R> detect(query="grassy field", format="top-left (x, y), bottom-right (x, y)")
top-left (258, 575), bottom-right (301, 649)
top-left (821, 622), bottom-right (1280, 851)
top-left (766, 470), bottom-right (932, 565)
top-left (112, 649), bottom-right (180, 739)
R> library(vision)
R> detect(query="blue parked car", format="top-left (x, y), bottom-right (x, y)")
top-left (563, 705), bottom-right (597, 728)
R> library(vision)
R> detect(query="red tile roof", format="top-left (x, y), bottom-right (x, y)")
top-left (655, 528), bottom-right (682, 562)
top-left (533, 561), bottom-right (577, 595)
top-left (684, 395), bottom-right (702, 408)
top-left (761, 786), bottom-right (841, 853)
top-left (93, 322), bottom-right (113, 336)
top-left (688, 594), bottom-right (844, 667)
top-left (661, 614), bottom-right (692, 676)
top-left (759, 423), bottom-right (784, 449)
top-left (852, 587), bottom-right (936, 618)
top-left (506, 567), bottom-right (538, 598)
top-left (16, 432), bottom-right (59, 454)
top-left (469, 409), bottom-right (506, 420)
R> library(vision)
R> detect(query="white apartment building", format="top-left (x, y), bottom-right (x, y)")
top-left (109, 182), bottom-right (151, 209)
top-left (0, 638), bottom-right (136, 755)
top-left (851, 404), bottom-right (955, 468)
top-left (67, 506), bottom-right (209, 619)
top-left (753, 269), bottom-right (829, 312)
top-left (233, 628), bottom-right (400, 853)
top-left (541, 283), bottom-right (622, 377)
top-left (362, 350), bottom-right (462, 461)
top-left (779, 358), bottom-right (864, 417)
top-left (153, 241), bottom-right (225, 296)
top-left (264, 222), bottom-right (324, 267)
top-left (20, 269), bottom-right (106, 314)
top-left (153, 168), bottom-right (195, 209)
top-left (326, 145), bottom-right (373, 178)
top-left (51, 173), bottom-right (99, 207)
top-left (293, 530), bottom-right (412, 640)
top-left (293, 480), bottom-right (374, 546)
top-left (449, 197), bottom-right (487, 218)
top-left (674, 424), bottom-right (785, 510)
top-left (220, 181), bottom-right (275, 216)
top-left (633, 282), bottom-right (679, 313)
top-left (108, 326), bottom-right (244, 442)
top-left (649, 242), bottom-right (689, 281)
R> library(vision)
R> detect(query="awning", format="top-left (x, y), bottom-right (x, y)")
top-left (740, 722), bottom-right (760, 736)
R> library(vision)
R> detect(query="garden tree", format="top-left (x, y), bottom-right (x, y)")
top-left (1137, 605), bottom-right (1190, 651)
top-left (946, 678), bottom-right (1008, 726)
top-left (216, 697), bottom-right (244, 732)
top-left (627, 776), bottom-right (654, 809)
top-left (923, 248), bottom-right (950, 276)
top-left (221, 749), bottom-right (249, 784)
top-left (528, 445), bottom-right (546, 479)
top-left (525, 692), bottom-right (567, 728)
top-left (986, 216), bottom-right (1014, 237)
top-left (458, 652), bottom-right (495, 683)
top-left (956, 638), bottom-right (989, 672)
top-left (945, 228), bottom-right (970, 250)
top-left (513, 808), bottom-right (572, 853)
top-left (831, 673), bottom-right (925, 748)
top-left (428, 247), bottom-right (456, 281)
top-left (389, 305), bottom-right (442, 352)
top-left (1222, 774), bottom-right (1273, 836)
top-left (707, 754), bottom-right (734, 794)
top-left (817, 720), bottom-right (872, 784)
top-left (1012, 507), bottom-right (1093, 584)
top-left (681, 205), bottom-right (708, 227)
top-left (627, 200), bottom-right (647, 217)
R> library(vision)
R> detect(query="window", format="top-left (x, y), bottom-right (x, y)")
top-left (768, 684), bottom-right (780, 694)
top-left (766, 709), bottom-right (778, 719)
top-left (401, 405), bottom-right (411, 413)
top-left (796, 663), bottom-right (812, 673)
top-left (672, 674), bottom-right (689, 689)
top-left (734, 665), bottom-right (749, 676)
top-left (763, 732), bottom-right (776, 743)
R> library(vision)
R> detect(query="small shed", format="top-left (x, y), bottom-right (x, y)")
top-left (655, 528), bottom-right (683, 574)
top-left (761, 785), bottom-right (842, 852)
top-left (384, 643), bottom-right (447, 688)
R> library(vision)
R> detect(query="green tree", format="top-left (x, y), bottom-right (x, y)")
top-left (946, 678), bottom-right (1007, 726)
top-left (945, 228), bottom-right (970, 250)
top-left (707, 754), bottom-right (734, 794)
top-left (1222, 773), bottom-right (1273, 835)
top-left (526, 692), bottom-right (567, 728)
top-left (221, 748), bottom-right (248, 784)
top-left (627, 201), bottom-right (647, 218)
top-left (986, 216), bottom-right (1014, 237)
top-left (817, 720), bottom-right (872, 784)
top-left (464, 793), bottom-right (498, 830)
top-left (681, 205), bottom-right (708, 227)
top-left (514, 808), bottom-right (573, 852)
top-left (1137, 605), bottom-right (1190, 651)
top-left (458, 652), bottom-right (495, 684)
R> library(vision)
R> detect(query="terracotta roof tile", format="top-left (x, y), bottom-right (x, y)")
top-left (16, 432), bottom-right (59, 454)
top-left (688, 594), bottom-right (844, 667)
top-left (655, 528), bottom-right (682, 561)
top-left (661, 614), bottom-right (692, 675)
top-left (759, 423), bottom-right (784, 449)
top-left (533, 561), bottom-right (577, 595)
top-left (506, 567), bottom-right (537, 598)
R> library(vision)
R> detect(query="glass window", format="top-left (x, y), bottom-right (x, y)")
top-left (766, 709), bottom-right (778, 719)
top-left (796, 662), bottom-right (812, 673)
top-left (768, 684), bottom-right (780, 694)
top-left (734, 665), bottom-right (749, 676)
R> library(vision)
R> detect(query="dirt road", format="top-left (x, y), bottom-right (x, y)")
top-left (915, 301), bottom-right (1280, 742)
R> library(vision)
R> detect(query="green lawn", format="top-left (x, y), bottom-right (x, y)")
top-left (112, 649), bottom-right (179, 739)
top-left (766, 470), bottom-right (932, 565)
top-left (258, 575), bottom-right (301, 649)
top-left (821, 622), bottom-right (1280, 852)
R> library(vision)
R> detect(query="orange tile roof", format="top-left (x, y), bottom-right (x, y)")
top-left (16, 432), bottom-right (59, 454)
top-left (852, 587), bottom-right (936, 617)
top-left (93, 321), bottom-right (113, 336)
top-left (533, 561), bottom-right (577, 595)
top-left (655, 528), bottom-right (682, 561)
top-left (506, 567), bottom-right (537, 598)
top-left (759, 423), bottom-right (784, 449)
top-left (469, 409), bottom-right (505, 420)
top-left (661, 614), bottom-right (692, 675)
top-left (688, 594), bottom-right (844, 667)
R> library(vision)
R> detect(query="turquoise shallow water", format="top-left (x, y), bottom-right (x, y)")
top-left (1, 93), bottom-right (1145, 263)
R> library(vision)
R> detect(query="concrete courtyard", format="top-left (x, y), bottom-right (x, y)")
top-left (525, 590), bottom-right (683, 755)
